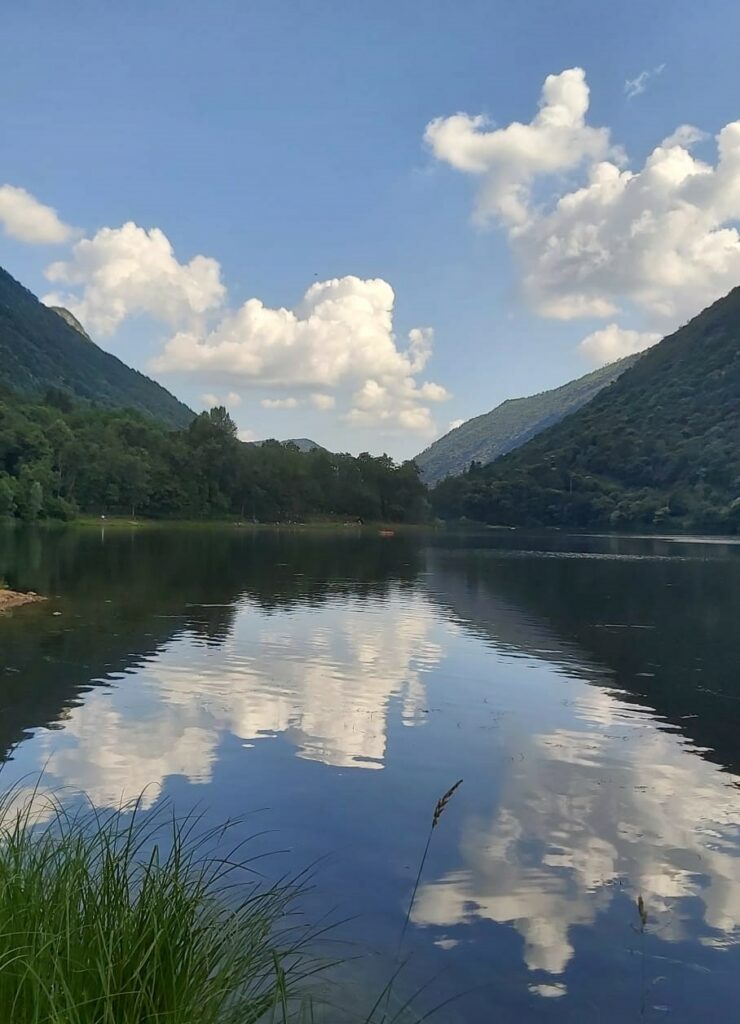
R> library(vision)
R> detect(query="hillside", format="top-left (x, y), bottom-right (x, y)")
top-left (251, 438), bottom-right (326, 453)
top-left (415, 357), bottom-right (637, 484)
top-left (432, 288), bottom-right (740, 532)
top-left (0, 266), bottom-right (193, 428)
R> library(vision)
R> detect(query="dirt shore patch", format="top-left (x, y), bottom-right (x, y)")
top-left (0, 590), bottom-right (46, 613)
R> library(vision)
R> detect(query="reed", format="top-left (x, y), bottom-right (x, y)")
top-left (369, 779), bottom-right (463, 1024)
top-left (0, 787), bottom-right (318, 1024)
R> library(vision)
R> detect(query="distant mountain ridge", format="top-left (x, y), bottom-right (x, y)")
top-left (415, 356), bottom-right (639, 484)
top-left (250, 438), bottom-right (326, 453)
top-left (432, 285), bottom-right (740, 532)
top-left (0, 266), bottom-right (193, 428)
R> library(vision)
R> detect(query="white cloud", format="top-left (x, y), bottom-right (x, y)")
top-left (447, 418), bottom-right (465, 432)
top-left (624, 63), bottom-right (665, 100)
top-left (662, 124), bottom-right (707, 149)
top-left (238, 428), bottom-right (257, 442)
top-left (43, 221), bottom-right (225, 336)
top-left (200, 391), bottom-right (241, 409)
top-left (310, 393), bottom-right (335, 411)
top-left (344, 374), bottom-right (450, 437)
top-left (261, 396), bottom-right (298, 409)
top-left (424, 68), bottom-right (612, 226)
top-left (578, 324), bottom-right (661, 365)
top-left (0, 184), bottom-right (75, 244)
top-left (519, 124), bottom-right (740, 325)
top-left (428, 67), bottom-right (740, 352)
top-left (154, 275), bottom-right (448, 435)
top-left (22, 198), bottom-right (445, 436)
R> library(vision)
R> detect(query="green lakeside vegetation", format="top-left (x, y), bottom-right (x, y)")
top-left (0, 791), bottom-right (318, 1024)
top-left (0, 390), bottom-right (428, 525)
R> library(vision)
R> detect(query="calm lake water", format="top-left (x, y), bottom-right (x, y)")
top-left (1, 525), bottom-right (740, 1021)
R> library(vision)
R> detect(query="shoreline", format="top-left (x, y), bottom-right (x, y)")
top-left (37, 516), bottom-right (435, 533)
top-left (0, 589), bottom-right (45, 612)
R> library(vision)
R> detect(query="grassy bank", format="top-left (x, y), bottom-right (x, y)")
top-left (0, 782), bottom-right (466, 1023)
top-left (0, 792), bottom-right (317, 1024)
top-left (63, 516), bottom-right (434, 533)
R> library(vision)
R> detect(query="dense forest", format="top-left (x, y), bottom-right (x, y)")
top-left (415, 354), bottom-right (637, 484)
top-left (0, 267), bottom-right (193, 427)
top-left (0, 390), bottom-right (428, 523)
top-left (432, 287), bottom-right (740, 534)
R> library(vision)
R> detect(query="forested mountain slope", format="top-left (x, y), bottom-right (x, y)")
top-left (432, 288), bottom-right (740, 532)
top-left (0, 266), bottom-right (192, 427)
top-left (415, 357), bottom-right (637, 484)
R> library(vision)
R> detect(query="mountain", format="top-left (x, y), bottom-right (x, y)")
top-left (415, 357), bottom-right (638, 485)
top-left (281, 438), bottom-right (325, 453)
top-left (0, 266), bottom-right (193, 428)
top-left (49, 306), bottom-right (92, 341)
top-left (432, 287), bottom-right (740, 532)
top-left (251, 438), bottom-right (326, 453)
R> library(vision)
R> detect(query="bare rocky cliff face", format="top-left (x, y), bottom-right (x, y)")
top-left (49, 306), bottom-right (93, 342)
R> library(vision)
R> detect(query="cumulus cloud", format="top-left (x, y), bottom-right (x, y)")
top-left (344, 374), bottom-right (450, 436)
top-left (261, 397), bottom-right (298, 410)
top-left (0, 184), bottom-right (75, 244)
top-left (154, 275), bottom-right (448, 435)
top-left (425, 68), bottom-right (612, 226)
top-left (578, 324), bottom-right (661, 365)
top-left (310, 393), bottom-right (335, 411)
top-left (43, 221), bottom-right (225, 335)
top-left (662, 124), bottom-right (707, 149)
top-left (200, 391), bottom-right (241, 409)
top-left (624, 63), bottom-right (665, 100)
top-left (428, 67), bottom-right (740, 358)
top-left (519, 124), bottom-right (740, 324)
top-left (26, 200), bottom-right (444, 436)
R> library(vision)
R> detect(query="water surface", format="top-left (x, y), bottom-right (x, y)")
top-left (1, 525), bottom-right (740, 1021)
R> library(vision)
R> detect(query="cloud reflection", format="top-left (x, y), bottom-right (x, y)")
top-left (412, 684), bottom-right (740, 986)
top-left (33, 594), bottom-right (441, 807)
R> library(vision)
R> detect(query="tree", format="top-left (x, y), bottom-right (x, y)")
top-left (0, 475), bottom-right (15, 518)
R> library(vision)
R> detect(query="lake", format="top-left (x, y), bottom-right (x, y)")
top-left (1, 524), bottom-right (740, 1022)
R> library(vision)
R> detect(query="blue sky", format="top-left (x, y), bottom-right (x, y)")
top-left (1, 0), bottom-right (739, 458)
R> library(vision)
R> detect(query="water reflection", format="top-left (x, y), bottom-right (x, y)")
top-left (2, 526), bottom-right (740, 1020)
top-left (412, 678), bottom-right (740, 990)
top-left (30, 595), bottom-right (441, 807)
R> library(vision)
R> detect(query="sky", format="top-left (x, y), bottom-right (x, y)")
top-left (1, 0), bottom-right (740, 459)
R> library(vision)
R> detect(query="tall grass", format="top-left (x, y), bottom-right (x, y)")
top-left (0, 788), bottom-right (319, 1024)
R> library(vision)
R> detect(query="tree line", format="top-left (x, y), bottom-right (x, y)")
top-left (0, 389), bottom-right (428, 524)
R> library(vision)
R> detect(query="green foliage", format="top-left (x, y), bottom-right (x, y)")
top-left (0, 475), bottom-right (15, 518)
top-left (0, 267), bottom-right (193, 428)
top-left (0, 790), bottom-right (314, 1023)
top-left (415, 355), bottom-right (638, 484)
top-left (432, 287), bottom-right (740, 533)
top-left (0, 390), bottom-right (427, 524)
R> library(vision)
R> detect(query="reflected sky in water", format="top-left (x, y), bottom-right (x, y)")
top-left (1, 526), bottom-right (740, 1021)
